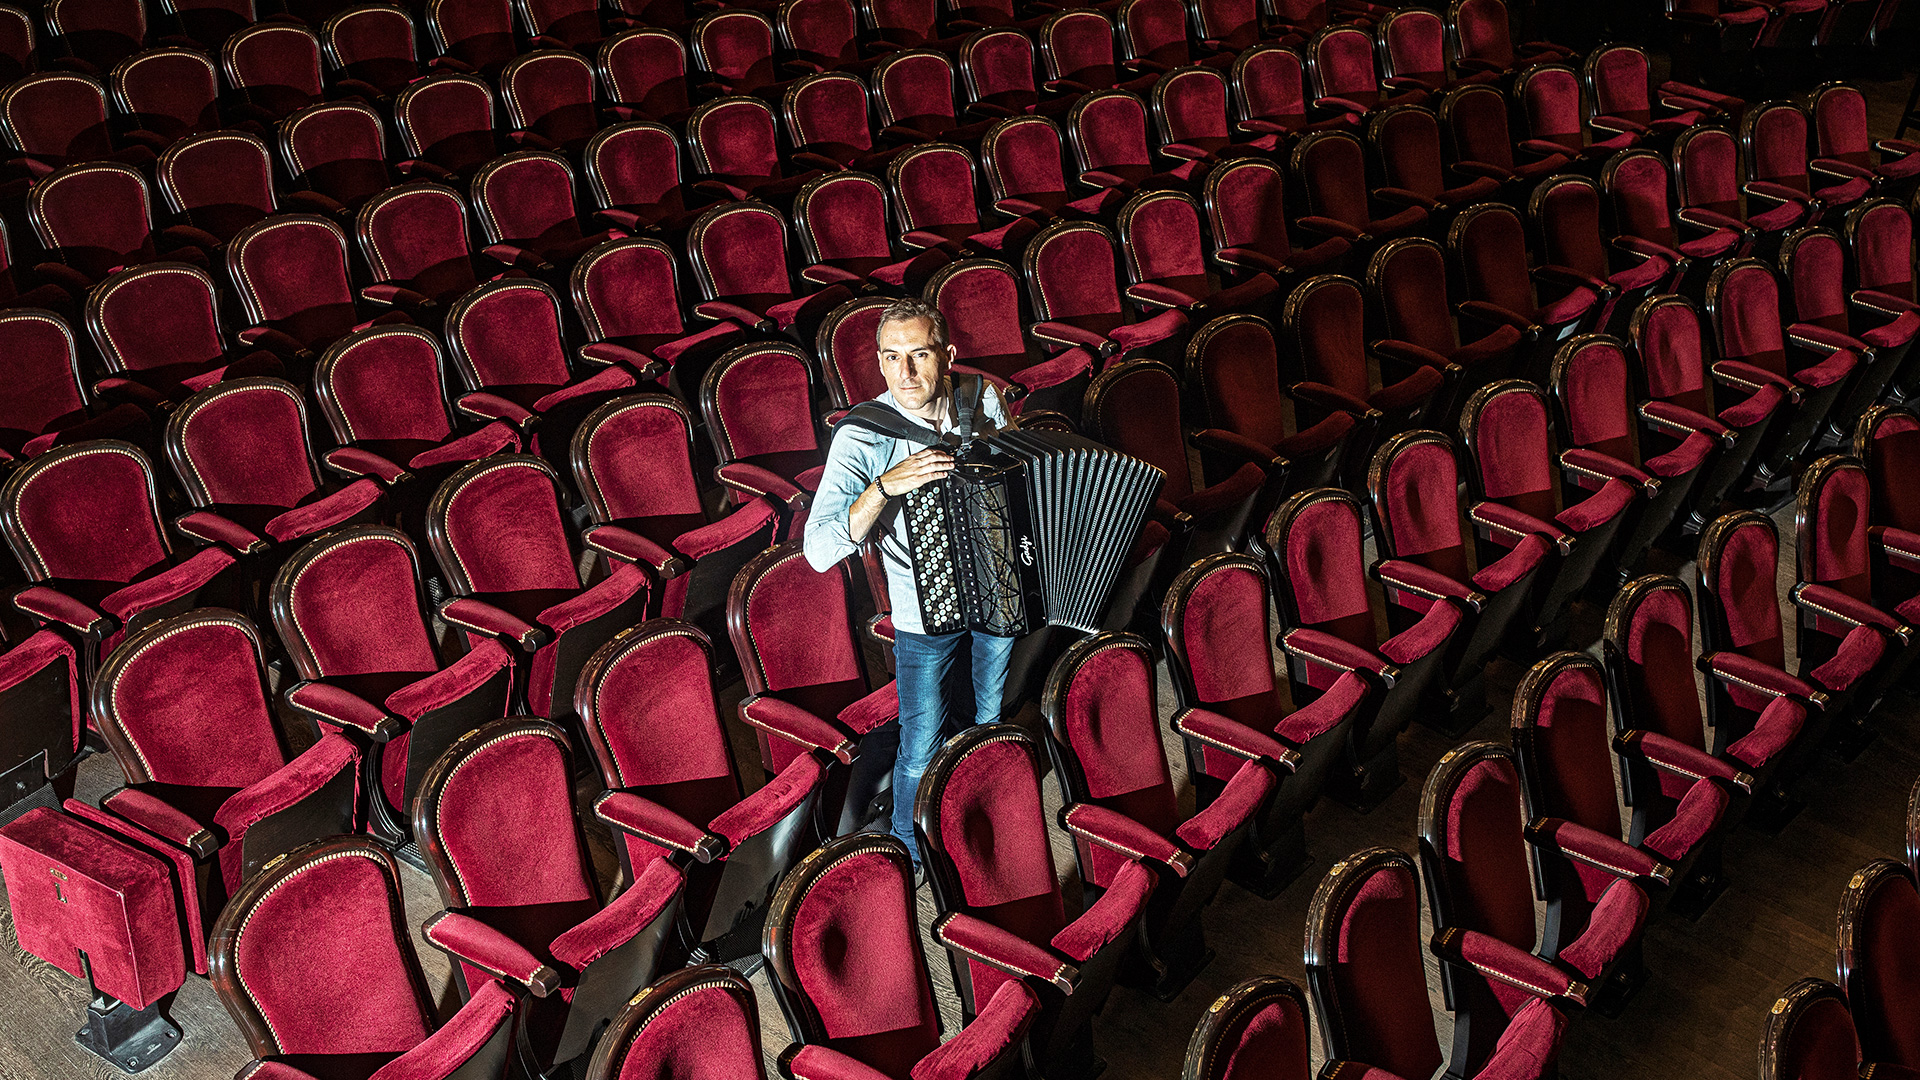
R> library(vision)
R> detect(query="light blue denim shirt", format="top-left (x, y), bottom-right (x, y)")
top-left (802, 380), bottom-right (1011, 635)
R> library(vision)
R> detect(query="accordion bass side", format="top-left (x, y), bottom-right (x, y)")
top-left (903, 430), bottom-right (1164, 635)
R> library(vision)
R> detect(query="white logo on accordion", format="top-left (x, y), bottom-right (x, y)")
top-left (1018, 535), bottom-right (1035, 566)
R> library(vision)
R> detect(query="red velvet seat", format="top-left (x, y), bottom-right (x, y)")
top-left (1181, 977), bottom-right (1313, 1080)
top-left (0, 72), bottom-right (163, 175)
top-left (582, 121), bottom-right (702, 237)
top-left (685, 201), bottom-right (854, 338)
top-left (229, 213), bottom-right (415, 355)
top-left (518, 0), bottom-right (620, 51)
top-left (958, 28), bottom-right (1058, 120)
top-left (319, 3), bottom-right (423, 100)
top-left (571, 237), bottom-right (746, 394)
top-left (157, 132), bottom-right (320, 245)
top-left (691, 9), bottom-right (780, 96)
top-left (1281, 275), bottom-right (1439, 471)
top-left (95, 609), bottom-right (361, 943)
top-left (1760, 978), bottom-right (1865, 1080)
top-left (1365, 104), bottom-right (1499, 216)
top-left (1514, 651), bottom-right (1742, 922)
top-left (597, 27), bottom-right (693, 123)
top-left (1376, 8), bottom-right (1487, 93)
top-left (1304, 847), bottom-right (1571, 1080)
top-left (1200, 157), bottom-right (1349, 285)
top-left (1844, 199), bottom-right (1920, 403)
top-left (1839, 860), bottom-right (1920, 1074)
top-left (922, 258), bottom-right (1093, 412)
top-left (0, 630), bottom-right (83, 820)
top-left (1150, 64), bottom-right (1275, 164)
top-left (763, 833), bottom-right (1040, 1080)
top-left (1665, 0), bottom-right (1768, 87)
top-left (1673, 125), bottom-right (1819, 255)
top-left (1117, 0), bottom-right (1194, 76)
top-left (425, 454), bottom-right (652, 723)
top-left (422, 0), bottom-right (518, 78)
top-left (1116, 190), bottom-right (1280, 319)
top-left (1793, 456), bottom-right (1919, 704)
top-left (980, 114), bottom-right (1125, 222)
top-left (87, 262), bottom-right (287, 408)
top-left (277, 100), bottom-right (397, 214)
top-left (1515, 62), bottom-right (1640, 166)
top-left (780, 0), bottom-right (872, 75)
top-left (269, 525), bottom-right (514, 853)
top-left (859, 0), bottom-right (952, 52)
top-left (1188, 0), bottom-right (1285, 58)
top-left (1160, 552), bottom-right (1371, 893)
top-left (1854, 404), bottom-right (1920, 535)
top-left (0, 6), bottom-right (30, 86)
top-left (690, 94), bottom-right (833, 207)
top-left (871, 50), bottom-right (988, 146)
top-left (0, 308), bottom-right (148, 463)
top-left (1602, 574), bottom-right (1813, 842)
top-left (209, 836), bottom-right (518, 1080)
top-left (0, 216), bottom-right (78, 320)
top-left (886, 142), bottom-right (1040, 257)
top-left (793, 170), bottom-right (944, 292)
top-left (221, 22), bottom-right (331, 124)
top-left (697, 341), bottom-right (829, 525)
top-left (1449, 202), bottom-right (1607, 368)
top-left (575, 619), bottom-right (828, 963)
top-left (1436, 81), bottom-right (1571, 193)
top-left (730, 541), bottom-right (900, 838)
top-left (570, 393), bottom-right (777, 643)
top-left (44, 0), bottom-right (146, 76)
top-left (1040, 9), bottom-right (1154, 93)
top-left (501, 49), bottom-right (600, 154)
top-left (584, 966), bottom-right (768, 1080)
top-left (1782, 225), bottom-right (1915, 416)
top-left (1289, 130), bottom-right (1426, 248)
top-left (1263, 486), bottom-right (1463, 805)
top-left (1813, 82), bottom-right (1920, 191)
top-left (1368, 238), bottom-right (1522, 422)
top-left (1064, 90), bottom-right (1195, 197)
top-left (1582, 41), bottom-right (1733, 141)
top-left (355, 181), bottom-right (497, 311)
top-left (471, 150), bottom-right (623, 273)
top-left (1744, 99), bottom-right (1872, 214)
top-left (917, 724), bottom-right (1155, 1080)
top-left (1602, 147), bottom-right (1740, 301)
top-left (1024, 219), bottom-right (1188, 360)
top-left (162, 0), bottom-right (259, 52)
top-left (1229, 45), bottom-right (1359, 141)
top-left (1459, 379), bottom-right (1638, 646)
top-left (1531, 173), bottom-right (1674, 337)
top-left (1547, 332), bottom-right (1717, 573)
top-left (1185, 313), bottom-right (1358, 516)
top-left (415, 718), bottom-right (688, 1079)
top-left (1304, 24), bottom-right (1423, 115)
top-left (1418, 741), bottom-right (1654, 1070)
top-left (1366, 429), bottom-right (1550, 724)
top-left (1043, 632), bottom-right (1273, 999)
top-left (29, 162), bottom-right (216, 286)
top-left (1446, 0), bottom-right (1572, 76)
top-left (782, 72), bottom-right (894, 173)
top-left (107, 48), bottom-right (225, 148)
top-left (392, 74), bottom-right (502, 185)
top-left (445, 277), bottom-right (641, 463)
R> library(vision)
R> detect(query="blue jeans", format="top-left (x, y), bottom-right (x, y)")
top-left (890, 628), bottom-right (1016, 856)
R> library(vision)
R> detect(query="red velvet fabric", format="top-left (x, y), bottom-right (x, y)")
top-left (579, 628), bottom-right (736, 838)
top-left (113, 49), bottom-right (222, 144)
top-left (157, 132), bottom-right (276, 243)
top-left (433, 726), bottom-right (596, 908)
top-left (1852, 201), bottom-right (1913, 297)
top-left (872, 51), bottom-right (960, 135)
top-left (223, 23), bottom-right (324, 119)
top-left (438, 459), bottom-right (583, 594)
top-left (501, 50), bottom-right (598, 151)
top-left (1283, 496), bottom-right (1372, 630)
top-left (1175, 560), bottom-right (1286, 776)
top-left (280, 101), bottom-right (391, 210)
top-left (395, 75), bottom-right (498, 178)
top-left (1469, 385), bottom-right (1555, 510)
top-left (707, 344), bottom-right (821, 465)
top-left (1119, 0), bottom-right (1190, 70)
top-left (1207, 159), bottom-right (1318, 268)
top-left (2, 73), bottom-right (117, 162)
top-left (284, 531), bottom-right (440, 678)
top-left (691, 202), bottom-right (798, 310)
top-left (1712, 517), bottom-right (1786, 664)
top-left (1750, 103), bottom-right (1811, 188)
top-left (1327, 860), bottom-right (1445, 1080)
top-left (739, 545), bottom-right (869, 741)
top-left (694, 10), bottom-right (776, 94)
top-left (358, 183), bottom-right (480, 306)
top-left (1622, 584), bottom-right (1707, 796)
top-left (323, 4), bottom-right (420, 97)
top-left (1310, 27), bottom-right (1383, 100)
top-left (960, 30), bottom-right (1038, 114)
top-left (1379, 437), bottom-right (1464, 564)
top-left (604, 976), bottom-right (764, 1080)
top-left (1191, 316), bottom-right (1292, 449)
top-left (1775, 988), bottom-right (1864, 1080)
top-left (1808, 463), bottom-right (1872, 589)
top-left (798, 173), bottom-right (893, 266)
top-left (1042, 10), bottom-right (1119, 89)
top-left (1525, 664), bottom-right (1625, 887)
top-left (1554, 876), bottom-right (1646, 978)
top-left (982, 116), bottom-right (1071, 210)
top-left (1438, 754), bottom-right (1539, 1007)
top-left (577, 397), bottom-right (707, 529)
top-left (1713, 263), bottom-right (1785, 367)
top-left (0, 310), bottom-right (89, 454)
top-left (1205, 987), bottom-right (1310, 1080)
top-left (1478, 997), bottom-right (1566, 1080)
top-left (105, 614), bottom-right (288, 787)
top-left (1056, 642), bottom-right (1178, 886)
top-left (1852, 872), bottom-right (1920, 1068)
top-left (228, 216), bottom-right (359, 349)
top-left (315, 326), bottom-right (468, 460)
top-left (601, 30), bottom-right (691, 120)
top-left (1069, 91), bottom-right (1155, 182)
top-left (173, 379), bottom-right (326, 514)
top-left (32, 163), bottom-right (162, 280)
top-left (1156, 66), bottom-right (1231, 149)
top-left (472, 152), bottom-right (596, 261)
top-left (1787, 231), bottom-right (1849, 326)
top-left (9, 442), bottom-right (175, 587)
top-left (1517, 66), bottom-right (1585, 148)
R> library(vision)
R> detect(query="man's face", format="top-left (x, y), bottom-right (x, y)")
top-left (877, 315), bottom-right (954, 412)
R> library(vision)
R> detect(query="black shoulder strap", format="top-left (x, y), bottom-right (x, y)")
top-left (832, 401), bottom-right (944, 446)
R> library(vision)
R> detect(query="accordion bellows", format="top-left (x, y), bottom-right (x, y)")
top-left (905, 430), bottom-right (1164, 635)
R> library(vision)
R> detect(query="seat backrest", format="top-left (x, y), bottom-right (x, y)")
top-left (764, 833), bottom-right (942, 1073)
top-left (1416, 742), bottom-right (1540, 990)
top-left (1152, 64), bottom-right (1229, 146)
top-left (784, 71), bottom-right (872, 155)
top-left (730, 541), bottom-right (869, 715)
top-left (1117, 188), bottom-right (1206, 286)
top-left (109, 47), bottom-right (221, 143)
top-left (1705, 258), bottom-right (1787, 374)
top-left (279, 99), bottom-right (389, 208)
top-left (1514, 62), bottom-right (1583, 143)
top-left (0, 439), bottom-right (172, 586)
top-left (1759, 978), bottom-right (1862, 1080)
top-left (1085, 359), bottom-right (1194, 499)
top-left (780, 0), bottom-right (860, 68)
top-left (1583, 42), bottom-right (1651, 119)
top-left (0, 309), bottom-right (88, 453)
top-left (415, 718), bottom-right (599, 909)
top-left (500, 48), bottom-right (597, 146)
top-left (980, 115), bottom-right (1070, 206)
top-left (444, 277), bottom-right (575, 392)
top-left (227, 214), bottom-right (358, 348)
top-left (1203, 156), bottom-right (1295, 260)
top-left (424, 0), bottom-right (517, 74)
top-left (1117, 0), bottom-right (1189, 69)
top-left (959, 28), bottom-right (1036, 108)
top-left (584, 121), bottom-right (685, 219)
top-left (1628, 294), bottom-right (1712, 413)
top-left (1796, 455), bottom-right (1873, 598)
top-left (210, 837), bottom-right (439, 1059)
top-left (815, 295), bottom-right (891, 409)
top-left (272, 525), bottom-right (440, 681)
top-left (1039, 9), bottom-right (1115, 86)
top-left (1377, 8), bottom-right (1445, 84)
top-left (688, 201), bottom-right (793, 301)
top-left (1279, 277), bottom-right (1370, 415)
top-left (1672, 125), bottom-right (1743, 215)
top-left (321, 3), bottom-right (421, 96)
top-left (1460, 379), bottom-right (1556, 517)
top-left (1600, 148), bottom-right (1678, 247)
top-left (0, 4), bottom-right (31, 84)
top-left (1780, 226), bottom-right (1848, 328)
top-left (1186, 313), bottom-right (1287, 446)
top-left (691, 9), bottom-right (776, 92)
top-left (597, 27), bottom-right (690, 119)
top-left (1448, 0), bottom-right (1516, 68)
top-left (1066, 90), bottom-right (1152, 176)
top-left (1264, 487), bottom-right (1373, 646)
top-left (94, 608), bottom-right (289, 788)
top-left (1846, 198), bottom-right (1915, 300)
top-left (157, 131), bottom-right (276, 242)
top-left (1231, 45), bottom-right (1309, 123)
top-left (1367, 237), bottom-right (1458, 356)
top-left (1743, 100), bottom-right (1812, 188)
top-left (313, 323), bottom-right (459, 448)
top-left (1184, 977), bottom-right (1313, 1080)
top-left (1548, 333), bottom-right (1636, 462)
top-left (919, 727), bottom-right (1071, 1006)
top-left (1438, 82), bottom-right (1517, 169)
top-left (1530, 174), bottom-right (1612, 284)
top-left (222, 22), bottom-right (324, 108)
top-left (166, 377), bottom-right (324, 511)
top-left (356, 181), bottom-right (474, 302)
top-left (1603, 575), bottom-right (1707, 800)
top-left (517, 0), bottom-right (604, 46)
top-left (871, 49), bottom-right (956, 130)
top-left (590, 965), bottom-right (768, 1080)
top-left (1306, 24), bottom-right (1379, 99)
top-left (1510, 653), bottom-right (1625, 887)
top-left (1023, 219), bottom-right (1122, 322)
top-left (572, 237), bottom-right (688, 343)
top-left (470, 150), bottom-right (583, 247)
top-left (861, 0), bottom-right (939, 46)
top-left (571, 393), bottom-right (704, 525)
top-left (0, 72), bottom-right (113, 161)
top-left (925, 259), bottom-right (1028, 378)
top-left (1837, 861), bottom-right (1920, 1068)
top-left (164, 0), bottom-right (258, 52)
top-left (687, 95), bottom-right (782, 182)
top-left (1853, 404), bottom-right (1920, 533)
top-left (1302, 847), bottom-right (1443, 1079)
top-left (794, 170), bottom-right (892, 263)
top-left (85, 262), bottom-right (227, 377)
top-left (429, 455), bottom-right (584, 595)
top-left (1368, 430), bottom-right (1468, 576)
top-left (1042, 632), bottom-right (1174, 888)
top-left (28, 161), bottom-right (154, 275)
top-left (1160, 553), bottom-right (1281, 755)
top-left (887, 142), bottom-right (980, 236)
top-left (1697, 510), bottom-right (1785, 667)
top-left (1450, 203), bottom-right (1535, 320)
top-left (1368, 105), bottom-right (1445, 199)
top-left (392, 72), bottom-right (496, 173)
top-left (1290, 131), bottom-right (1368, 229)
top-left (698, 341), bottom-right (821, 463)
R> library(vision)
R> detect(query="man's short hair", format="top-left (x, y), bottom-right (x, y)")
top-left (875, 298), bottom-right (950, 354)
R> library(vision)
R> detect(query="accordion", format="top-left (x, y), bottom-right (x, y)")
top-left (901, 430), bottom-right (1164, 636)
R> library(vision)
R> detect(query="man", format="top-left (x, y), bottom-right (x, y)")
top-left (803, 298), bottom-right (1015, 874)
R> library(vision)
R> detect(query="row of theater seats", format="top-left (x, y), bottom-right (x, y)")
top-left (1760, 776), bottom-right (1920, 1080)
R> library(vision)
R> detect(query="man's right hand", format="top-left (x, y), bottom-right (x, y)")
top-left (879, 447), bottom-right (955, 496)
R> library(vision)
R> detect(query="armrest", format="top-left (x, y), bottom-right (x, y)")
top-left (285, 680), bottom-right (405, 743)
top-left (438, 596), bottom-right (550, 650)
top-left (1430, 927), bottom-right (1589, 1007)
top-left (787, 1046), bottom-right (897, 1080)
top-left (1374, 186), bottom-right (1439, 210)
top-left (693, 300), bottom-right (773, 329)
top-left (236, 326), bottom-right (311, 359)
top-left (12, 585), bottom-right (111, 636)
top-left (1279, 627), bottom-right (1398, 685)
top-left (422, 911), bottom-right (561, 997)
top-left (368, 980), bottom-right (517, 1080)
top-left (175, 510), bottom-right (270, 555)
top-left (1213, 246), bottom-right (1285, 274)
top-left (740, 694), bottom-right (857, 763)
top-left (1638, 400), bottom-right (1734, 444)
top-left (100, 787), bottom-right (219, 860)
top-left (1788, 322), bottom-right (1870, 356)
top-left (1677, 207), bottom-right (1747, 234)
top-left (1743, 180), bottom-right (1818, 210)
top-left (708, 750), bottom-right (826, 848)
top-left (1533, 263), bottom-right (1616, 296)
top-left (1524, 817), bottom-right (1673, 886)
top-left (358, 283), bottom-right (435, 310)
top-left (1170, 706), bottom-right (1301, 770)
top-left (1454, 159), bottom-right (1516, 180)
top-left (1700, 651), bottom-right (1826, 708)
top-left (480, 243), bottom-right (554, 272)
top-left (1374, 558), bottom-right (1484, 611)
top-left (578, 341), bottom-right (665, 381)
top-left (1126, 282), bottom-right (1199, 310)
top-left (321, 446), bottom-right (410, 485)
top-left (1029, 320), bottom-right (1115, 353)
top-left (715, 461), bottom-right (808, 506)
top-left (582, 524), bottom-right (689, 578)
top-left (1791, 582), bottom-right (1911, 642)
top-left (1285, 381), bottom-right (1376, 417)
top-left (1458, 299), bottom-right (1537, 334)
top-left (1370, 337), bottom-right (1453, 373)
top-left (593, 790), bottom-right (726, 862)
top-left (1871, 526), bottom-right (1920, 570)
top-left (1313, 95), bottom-right (1373, 116)
top-left (1470, 501), bottom-right (1572, 553)
top-left (1711, 359), bottom-right (1799, 399)
top-left (1613, 730), bottom-right (1752, 793)
top-left (1057, 803), bottom-right (1193, 876)
top-left (1296, 214), bottom-right (1366, 240)
top-left (1191, 427), bottom-right (1283, 470)
top-left (931, 911), bottom-right (1078, 994)
top-left (1560, 447), bottom-right (1657, 494)
top-left (1613, 234), bottom-right (1684, 264)
top-left (454, 391), bottom-right (536, 429)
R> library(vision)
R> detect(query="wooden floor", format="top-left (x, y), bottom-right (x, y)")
top-left (3, 61), bottom-right (1919, 1080)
